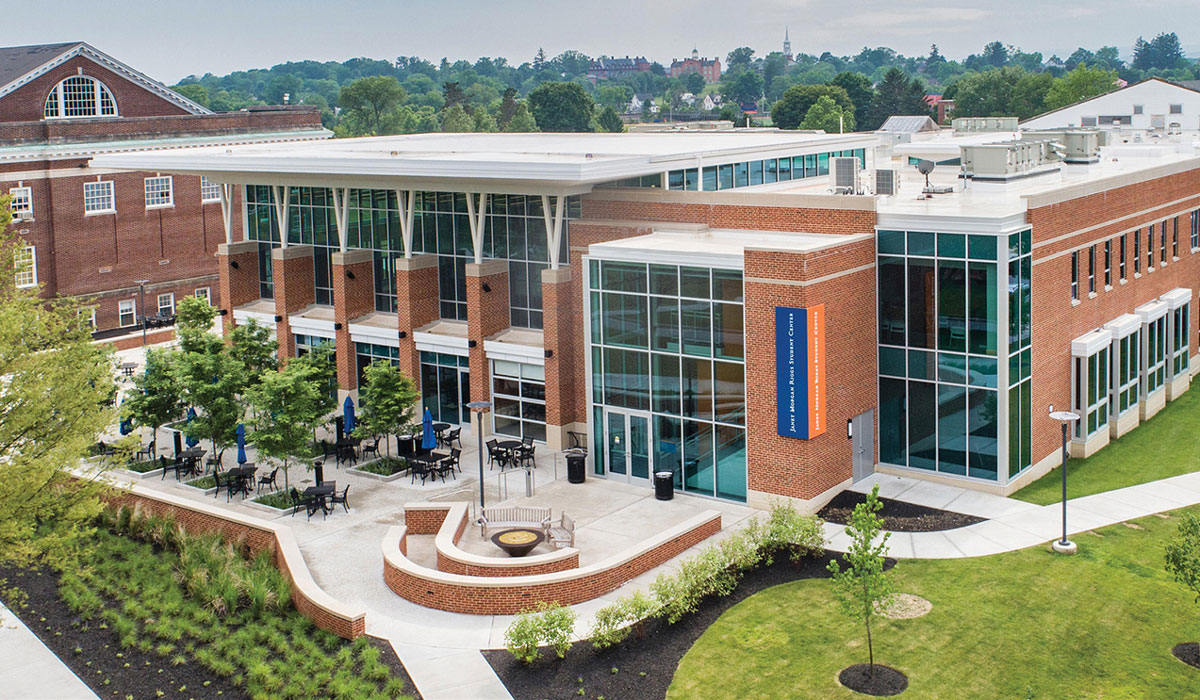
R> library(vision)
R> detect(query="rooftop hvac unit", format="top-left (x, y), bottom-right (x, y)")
top-left (832, 157), bottom-right (860, 191)
top-left (874, 169), bottom-right (899, 196)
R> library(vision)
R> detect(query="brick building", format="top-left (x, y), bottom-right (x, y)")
top-left (94, 127), bottom-right (1200, 510)
top-left (0, 42), bottom-right (328, 337)
top-left (586, 56), bottom-right (652, 83)
top-left (669, 48), bottom-right (721, 84)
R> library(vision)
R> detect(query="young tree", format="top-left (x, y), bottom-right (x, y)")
top-left (498, 87), bottom-right (519, 128)
top-left (228, 318), bottom-right (277, 392)
top-left (0, 211), bottom-right (116, 574)
top-left (354, 361), bottom-right (419, 458)
top-left (800, 95), bottom-right (854, 132)
top-left (121, 348), bottom-right (182, 456)
top-left (771, 84), bottom-right (853, 130)
top-left (1165, 513), bottom-right (1200, 609)
top-left (596, 105), bottom-right (625, 133)
top-left (684, 71), bottom-right (706, 96)
top-left (173, 330), bottom-right (244, 459)
top-left (246, 358), bottom-right (333, 491)
top-left (527, 82), bottom-right (595, 132)
top-left (172, 83), bottom-right (209, 108)
top-left (827, 484), bottom-right (895, 679)
top-left (440, 104), bottom-right (475, 132)
top-left (175, 294), bottom-right (218, 352)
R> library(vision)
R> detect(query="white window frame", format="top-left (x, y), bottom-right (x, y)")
top-left (194, 287), bottom-right (211, 303)
top-left (156, 292), bottom-right (175, 316)
top-left (9, 186), bottom-right (32, 216)
top-left (1115, 330), bottom-right (1140, 417)
top-left (200, 176), bottom-right (221, 203)
top-left (144, 176), bottom-right (174, 209)
top-left (83, 180), bottom-right (115, 215)
top-left (14, 245), bottom-right (36, 288)
top-left (43, 75), bottom-right (118, 119)
top-left (118, 299), bottom-right (136, 327)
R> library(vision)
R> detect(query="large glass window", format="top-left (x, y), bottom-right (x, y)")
top-left (492, 360), bottom-right (546, 441)
top-left (1170, 303), bottom-right (1191, 380)
top-left (419, 351), bottom-right (470, 426)
top-left (44, 76), bottom-right (117, 118)
top-left (1072, 343), bottom-right (1110, 440)
top-left (588, 259), bottom-right (745, 501)
top-left (1113, 330), bottom-right (1140, 417)
top-left (355, 342), bottom-right (399, 388)
top-left (1145, 315), bottom-right (1167, 396)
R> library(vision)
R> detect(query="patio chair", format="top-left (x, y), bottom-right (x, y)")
top-left (410, 458), bottom-right (433, 485)
top-left (330, 484), bottom-right (351, 513)
top-left (320, 440), bottom-right (337, 461)
top-left (434, 449), bottom-right (459, 481)
top-left (442, 427), bottom-right (462, 449)
top-left (135, 443), bottom-right (155, 461)
top-left (212, 469), bottom-right (225, 497)
top-left (362, 437), bottom-right (380, 460)
top-left (486, 439), bottom-right (510, 470)
top-left (548, 512), bottom-right (575, 549)
top-left (257, 467), bottom-right (279, 493)
top-left (517, 437), bottom-right (535, 468)
top-left (288, 488), bottom-right (311, 517)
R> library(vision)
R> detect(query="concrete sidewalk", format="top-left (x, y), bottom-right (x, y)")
top-left (0, 602), bottom-right (99, 700)
top-left (830, 471), bottom-right (1200, 558)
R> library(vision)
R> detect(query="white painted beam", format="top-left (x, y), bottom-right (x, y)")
top-left (271, 185), bottom-right (290, 249)
top-left (465, 192), bottom-right (489, 264)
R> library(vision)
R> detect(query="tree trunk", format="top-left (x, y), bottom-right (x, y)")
top-left (866, 617), bottom-right (874, 679)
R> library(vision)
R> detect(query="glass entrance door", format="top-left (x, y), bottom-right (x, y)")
top-left (604, 409), bottom-right (651, 485)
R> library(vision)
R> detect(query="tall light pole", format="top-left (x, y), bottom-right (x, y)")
top-left (1049, 406), bottom-right (1081, 554)
top-left (135, 279), bottom-right (149, 346)
top-left (467, 400), bottom-right (492, 519)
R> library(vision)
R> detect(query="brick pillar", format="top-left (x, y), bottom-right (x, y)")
top-left (216, 241), bottom-right (260, 338)
top-left (541, 267), bottom-right (579, 450)
top-left (332, 249), bottom-right (376, 396)
top-left (271, 246), bottom-right (315, 362)
top-left (395, 255), bottom-right (440, 385)
top-left (465, 260), bottom-right (510, 436)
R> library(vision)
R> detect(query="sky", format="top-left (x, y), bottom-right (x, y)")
top-left (12, 0), bottom-right (1200, 83)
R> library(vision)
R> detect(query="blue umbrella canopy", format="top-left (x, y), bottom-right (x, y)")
top-left (118, 399), bottom-right (132, 435)
top-left (236, 423), bottom-right (247, 464)
top-left (343, 396), bottom-right (356, 435)
top-left (185, 407), bottom-right (199, 447)
top-left (421, 408), bottom-right (436, 451)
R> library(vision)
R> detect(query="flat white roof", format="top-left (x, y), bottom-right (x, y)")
top-left (588, 228), bottom-right (866, 268)
top-left (89, 130), bottom-right (876, 195)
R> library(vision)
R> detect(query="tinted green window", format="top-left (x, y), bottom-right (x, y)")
top-left (968, 388), bottom-right (998, 480)
top-left (681, 357), bottom-right (713, 421)
top-left (650, 264), bottom-right (678, 295)
top-left (712, 303), bottom-right (744, 360)
top-left (879, 256), bottom-right (906, 346)
top-left (602, 293), bottom-right (648, 348)
top-left (878, 230), bottom-right (905, 255)
top-left (908, 381), bottom-right (937, 470)
top-left (909, 349), bottom-right (935, 380)
top-left (968, 262), bottom-right (997, 356)
top-left (908, 231), bottom-right (935, 256)
top-left (907, 259), bottom-right (936, 348)
top-left (938, 353), bottom-right (968, 384)
top-left (938, 384), bottom-right (968, 475)
top-left (968, 356), bottom-right (998, 387)
top-left (938, 260), bottom-right (967, 352)
top-left (879, 347), bottom-right (905, 377)
top-left (679, 267), bottom-right (710, 299)
top-left (711, 268), bottom-right (743, 301)
top-left (683, 419), bottom-right (714, 495)
top-left (650, 297), bottom-right (679, 352)
top-left (715, 425), bottom-right (746, 502)
top-left (652, 353), bottom-right (681, 414)
top-left (778, 157), bottom-right (792, 181)
top-left (749, 161), bottom-right (764, 185)
top-left (937, 233), bottom-right (966, 258)
top-left (718, 164), bottom-right (734, 190)
top-left (702, 166), bottom-right (717, 191)
top-left (601, 260), bottom-right (647, 293)
top-left (680, 299), bottom-right (712, 357)
top-left (968, 235), bottom-right (997, 260)
top-left (879, 377), bottom-right (907, 465)
top-left (734, 161), bottom-right (749, 187)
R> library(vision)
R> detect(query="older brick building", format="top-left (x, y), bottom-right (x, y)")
top-left (0, 42), bottom-right (328, 337)
top-left (94, 127), bottom-right (1200, 509)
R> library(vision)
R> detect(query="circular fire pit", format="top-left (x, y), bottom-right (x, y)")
top-left (491, 528), bottom-right (545, 557)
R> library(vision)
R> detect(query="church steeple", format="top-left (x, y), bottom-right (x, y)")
top-left (783, 27), bottom-right (792, 60)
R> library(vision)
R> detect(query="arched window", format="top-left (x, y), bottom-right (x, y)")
top-left (43, 76), bottom-right (117, 119)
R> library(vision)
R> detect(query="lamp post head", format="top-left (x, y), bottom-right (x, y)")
top-left (1049, 410), bottom-right (1081, 424)
top-left (467, 401), bottom-right (493, 412)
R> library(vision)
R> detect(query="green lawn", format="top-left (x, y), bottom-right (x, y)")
top-left (669, 507), bottom-right (1200, 699)
top-left (1012, 386), bottom-right (1200, 505)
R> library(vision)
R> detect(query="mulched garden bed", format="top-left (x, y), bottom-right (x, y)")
top-left (1172, 642), bottom-right (1200, 669)
top-left (819, 490), bottom-right (986, 532)
top-left (0, 565), bottom-right (422, 700)
top-left (838, 663), bottom-right (908, 696)
top-left (485, 553), bottom-right (895, 700)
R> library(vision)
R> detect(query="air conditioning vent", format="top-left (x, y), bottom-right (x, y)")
top-left (832, 157), bottom-right (860, 190)
top-left (874, 169), bottom-right (899, 196)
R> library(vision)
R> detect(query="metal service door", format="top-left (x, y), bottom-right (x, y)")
top-left (852, 409), bottom-right (875, 482)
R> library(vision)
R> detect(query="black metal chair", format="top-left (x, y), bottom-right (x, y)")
top-left (320, 440), bottom-right (337, 461)
top-left (362, 437), bottom-right (379, 461)
top-left (257, 467), bottom-right (279, 493)
top-left (288, 488), bottom-right (311, 517)
top-left (441, 427), bottom-right (462, 448)
top-left (212, 469), bottom-right (225, 497)
top-left (517, 438), bottom-right (536, 468)
top-left (330, 484), bottom-right (351, 513)
top-left (136, 443), bottom-right (155, 461)
top-left (487, 439), bottom-right (510, 470)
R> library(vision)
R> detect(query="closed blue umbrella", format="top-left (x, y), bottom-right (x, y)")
top-left (421, 408), bottom-right (436, 452)
top-left (236, 423), bottom-right (247, 464)
top-left (185, 407), bottom-right (199, 447)
top-left (343, 396), bottom-right (356, 435)
top-left (118, 399), bottom-right (132, 435)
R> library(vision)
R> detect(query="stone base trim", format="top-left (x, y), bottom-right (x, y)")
top-left (382, 509), bottom-right (722, 615)
top-left (747, 477), bottom-right (850, 514)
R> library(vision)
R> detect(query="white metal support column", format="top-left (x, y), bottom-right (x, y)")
top-left (331, 187), bottom-right (351, 253)
top-left (541, 194), bottom-right (566, 269)
top-left (394, 189), bottom-right (416, 258)
top-left (271, 185), bottom-right (290, 249)
top-left (464, 192), bottom-right (489, 264)
top-left (217, 183), bottom-right (235, 245)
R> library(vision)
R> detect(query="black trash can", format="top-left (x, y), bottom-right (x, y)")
top-left (654, 471), bottom-right (675, 501)
top-left (566, 451), bottom-right (587, 484)
top-left (396, 434), bottom-right (415, 457)
top-left (313, 460), bottom-right (325, 486)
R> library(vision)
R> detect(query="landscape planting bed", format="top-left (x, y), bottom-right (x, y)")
top-left (818, 491), bottom-right (985, 532)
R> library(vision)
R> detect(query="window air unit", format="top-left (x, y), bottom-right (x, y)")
top-left (874, 169), bottom-right (899, 196)
top-left (832, 156), bottom-right (860, 192)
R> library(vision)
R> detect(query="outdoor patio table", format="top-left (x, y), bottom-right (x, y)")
top-left (491, 528), bottom-right (545, 557)
top-left (303, 484), bottom-right (335, 516)
top-left (179, 447), bottom-right (206, 476)
top-left (496, 440), bottom-right (521, 469)
top-left (432, 422), bottom-right (451, 441)
top-left (119, 362), bottom-right (138, 377)
top-left (408, 453), bottom-right (445, 484)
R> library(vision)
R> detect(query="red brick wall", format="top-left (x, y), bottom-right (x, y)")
top-left (744, 239), bottom-right (877, 500)
top-left (465, 265), bottom-right (510, 407)
top-left (332, 254), bottom-right (376, 390)
top-left (383, 514), bottom-right (720, 614)
top-left (217, 245), bottom-right (262, 336)
top-left (272, 249), bottom-right (315, 362)
top-left (1028, 169), bottom-right (1200, 468)
top-left (395, 258), bottom-right (440, 385)
top-left (0, 54), bottom-right (188, 122)
top-left (542, 271), bottom-right (577, 429)
top-left (414, 505), bottom-right (581, 577)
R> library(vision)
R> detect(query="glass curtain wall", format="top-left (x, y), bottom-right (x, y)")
top-left (662, 148), bottom-right (867, 191)
top-left (1008, 230), bottom-right (1034, 478)
top-left (1112, 329), bottom-right (1141, 419)
top-left (491, 360), bottom-right (547, 441)
top-left (1145, 314), bottom-right (1167, 397)
top-left (877, 228), bottom-right (1018, 483)
top-left (586, 258), bottom-right (747, 502)
top-left (355, 342), bottom-right (399, 388)
top-left (419, 351), bottom-right (470, 426)
top-left (1071, 344), bottom-right (1110, 440)
top-left (1170, 302), bottom-right (1191, 380)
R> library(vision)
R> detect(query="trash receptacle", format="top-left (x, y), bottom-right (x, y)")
top-left (654, 471), bottom-right (674, 501)
top-left (566, 451), bottom-right (587, 484)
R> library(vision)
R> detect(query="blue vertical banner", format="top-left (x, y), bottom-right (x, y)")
top-left (776, 305), bottom-right (826, 440)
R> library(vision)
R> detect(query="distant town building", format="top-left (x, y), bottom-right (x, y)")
top-left (669, 47), bottom-right (721, 83)
top-left (1021, 77), bottom-right (1200, 131)
top-left (923, 94), bottom-right (955, 124)
top-left (587, 56), bottom-right (651, 82)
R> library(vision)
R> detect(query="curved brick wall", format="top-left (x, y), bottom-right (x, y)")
top-left (382, 509), bottom-right (722, 615)
top-left (406, 502), bottom-right (580, 577)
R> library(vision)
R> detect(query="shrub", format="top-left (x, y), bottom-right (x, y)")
top-left (589, 591), bottom-right (657, 650)
top-left (763, 499), bottom-right (826, 562)
top-left (505, 602), bottom-right (578, 663)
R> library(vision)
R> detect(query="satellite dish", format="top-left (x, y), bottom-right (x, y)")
top-left (915, 159), bottom-right (935, 189)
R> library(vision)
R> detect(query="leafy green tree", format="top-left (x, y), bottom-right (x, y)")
top-left (441, 104), bottom-right (475, 132)
top-left (0, 214), bottom-right (116, 575)
top-left (228, 319), bottom-right (277, 391)
top-left (1166, 513), bottom-right (1200, 609)
top-left (871, 67), bottom-right (931, 128)
top-left (473, 109), bottom-right (499, 133)
top-left (800, 95), bottom-right (854, 132)
top-left (175, 295), bottom-right (218, 352)
top-left (1010, 71), bottom-right (1054, 120)
top-left (725, 47), bottom-right (756, 72)
top-left (948, 66), bottom-right (1027, 118)
top-left (772, 84), bottom-right (853, 129)
top-left (723, 70), bottom-right (764, 107)
top-left (762, 52), bottom-right (788, 87)
top-left (338, 76), bottom-right (407, 135)
top-left (684, 71), bottom-right (706, 95)
top-left (172, 83), bottom-right (209, 108)
top-left (442, 81), bottom-right (467, 109)
top-left (527, 82), bottom-right (595, 132)
top-left (121, 348), bottom-right (182, 456)
top-left (504, 102), bottom-right (539, 132)
top-left (827, 484), bottom-right (895, 679)
top-left (596, 105), bottom-right (625, 133)
top-left (1133, 32), bottom-right (1186, 71)
top-left (173, 330), bottom-right (244, 459)
top-left (1044, 64), bottom-right (1119, 111)
top-left (832, 72), bottom-right (876, 131)
top-left (354, 361), bottom-right (419, 458)
top-left (596, 84), bottom-right (631, 111)
top-left (498, 87), bottom-right (519, 127)
top-left (246, 358), bottom-right (332, 490)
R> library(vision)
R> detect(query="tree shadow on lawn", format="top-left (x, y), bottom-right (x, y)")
top-left (485, 553), bottom-right (896, 700)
